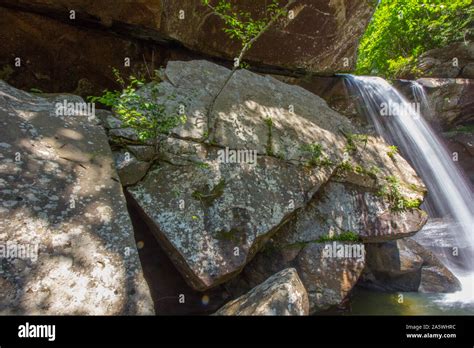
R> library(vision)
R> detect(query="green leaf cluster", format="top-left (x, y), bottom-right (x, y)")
top-left (300, 143), bottom-right (333, 167)
top-left (88, 68), bottom-right (186, 144)
top-left (201, 0), bottom-right (288, 48)
top-left (356, 0), bottom-right (473, 78)
top-left (377, 175), bottom-right (422, 211)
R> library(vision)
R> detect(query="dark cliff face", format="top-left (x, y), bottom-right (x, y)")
top-left (0, 0), bottom-right (375, 95)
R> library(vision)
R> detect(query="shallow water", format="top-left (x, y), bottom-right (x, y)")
top-left (347, 288), bottom-right (474, 315)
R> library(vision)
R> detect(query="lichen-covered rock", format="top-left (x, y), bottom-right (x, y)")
top-left (277, 181), bottom-right (428, 244)
top-left (214, 268), bottom-right (309, 316)
top-left (113, 150), bottom-right (150, 187)
top-left (0, 80), bottom-right (154, 314)
top-left (361, 238), bottom-right (461, 293)
top-left (127, 149), bottom-right (327, 290)
top-left (119, 60), bottom-right (427, 292)
top-left (296, 243), bottom-right (365, 313)
top-left (226, 240), bottom-right (365, 314)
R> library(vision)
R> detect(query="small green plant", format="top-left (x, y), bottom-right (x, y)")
top-left (265, 117), bottom-right (274, 156)
top-left (300, 143), bottom-right (333, 167)
top-left (340, 130), bottom-right (369, 154)
top-left (29, 87), bottom-right (43, 94)
top-left (387, 145), bottom-right (399, 159)
top-left (337, 160), bottom-right (354, 173)
top-left (317, 231), bottom-right (361, 243)
top-left (283, 230), bottom-right (361, 249)
top-left (195, 161), bottom-right (211, 169)
top-left (377, 175), bottom-right (422, 211)
top-left (88, 68), bottom-right (186, 153)
top-left (202, 0), bottom-right (293, 138)
top-left (337, 161), bottom-right (380, 180)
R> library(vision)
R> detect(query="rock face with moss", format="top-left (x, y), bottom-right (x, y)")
top-left (110, 60), bottom-right (429, 298)
top-left (214, 268), bottom-right (309, 316)
top-left (0, 81), bottom-right (154, 314)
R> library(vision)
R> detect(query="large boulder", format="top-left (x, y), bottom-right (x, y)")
top-left (214, 268), bottom-right (309, 315)
top-left (0, 0), bottom-right (375, 76)
top-left (0, 80), bottom-right (154, 314)
top-left (116, 60), bottom-right (427, 293)
top-left (229, 241), bottom-right (365, 314)
top-left (414, 42), bottom-right (474, 79)
top-left (361, 238), bottom-right (461, 293)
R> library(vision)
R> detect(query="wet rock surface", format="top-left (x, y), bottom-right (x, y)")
top-left (361, 238), bottom-right (461, 293)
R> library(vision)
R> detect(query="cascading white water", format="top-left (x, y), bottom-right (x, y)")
top-left (344, 75), bottom-right (474, 301)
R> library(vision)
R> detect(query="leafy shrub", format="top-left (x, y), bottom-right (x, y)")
top-left (357, 0), bottom-right (474, 78)
top-left (89, 69), bottom-right (186, 147)
top-left (387, 145), bottom-right (399, 159)
top-left (377, 175), bottom-right (422, 211)
top-left (300, 143), bottom-right (333, 167)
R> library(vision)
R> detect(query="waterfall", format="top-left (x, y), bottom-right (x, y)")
top-left (343, 75), bottom-right (474, 301)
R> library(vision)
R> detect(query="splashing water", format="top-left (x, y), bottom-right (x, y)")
top-left (344, 75), bottom-right (474, 302)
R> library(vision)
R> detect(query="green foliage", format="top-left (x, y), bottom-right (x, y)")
top-left (300, 143), bottom-right (333, 167)
top-left (336, 161), bottom-right (380, 180)
top-left (387, 145), bottom-right (399, 159)
top-left (377, 175), bottom-right (422, 211)
top-left (265, 117), bottom-right (274, 156)
top-left (88, 68), bottom-right (186, 144)
top-left (341, 130), bottom-right (369, 154)
top-left (357, 0), bottom-right (474, 78)
top-left (201, 0), bottom-right (288, 49)
top-left (338, 160), bottom-right (354, 173)
top-left (283, 231), bottom-right (361, 250)
top-left (317, 231), bottom-right (361, 243)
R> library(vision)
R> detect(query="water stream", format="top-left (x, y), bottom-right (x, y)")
top-left (343, 75), bottom-right (474, 312)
